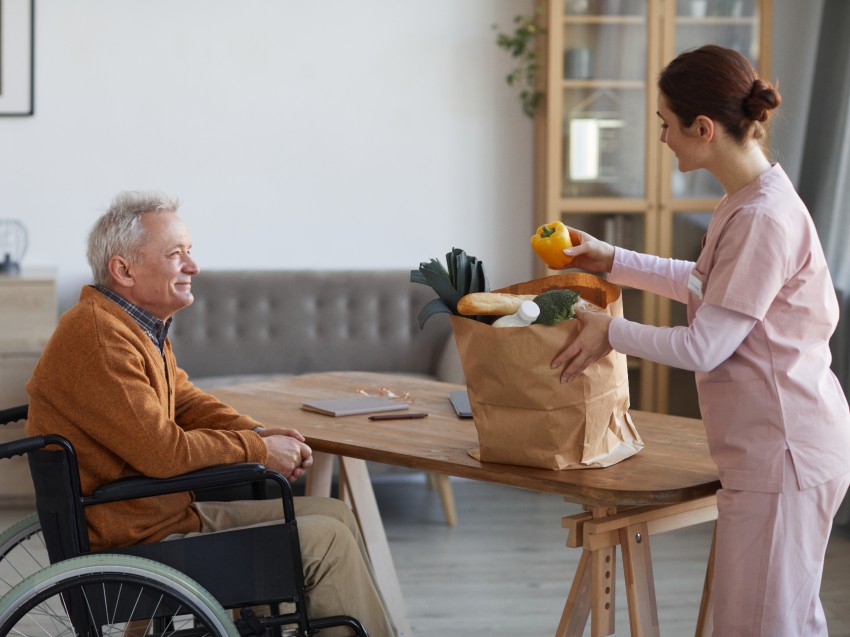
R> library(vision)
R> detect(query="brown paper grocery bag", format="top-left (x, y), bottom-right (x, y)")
top-left (450, 273), bottom-right (643, 470)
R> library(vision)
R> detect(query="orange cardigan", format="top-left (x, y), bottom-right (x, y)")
top-left (26, 286), bottom-right (268, 550)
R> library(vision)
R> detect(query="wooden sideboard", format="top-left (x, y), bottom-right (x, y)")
top-left (0, 268), bottom-right (57, 503)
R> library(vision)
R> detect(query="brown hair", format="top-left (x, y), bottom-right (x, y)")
top-left (658, 45), bottom-right (781, 143)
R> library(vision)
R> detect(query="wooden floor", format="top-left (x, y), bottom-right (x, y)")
top-left (1, 473), bottom-right (848, 636)
top-left (372, 472), bottom-right (850, 637)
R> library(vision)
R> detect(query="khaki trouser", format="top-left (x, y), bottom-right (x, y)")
top-left (171, 497), bottom-right (397, 637)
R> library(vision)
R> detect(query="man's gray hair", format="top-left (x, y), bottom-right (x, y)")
top-left (87, 191), bottom-right (181, 287)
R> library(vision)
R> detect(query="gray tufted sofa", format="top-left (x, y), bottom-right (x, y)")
top-left (168, 269), bottom-right (463, 389)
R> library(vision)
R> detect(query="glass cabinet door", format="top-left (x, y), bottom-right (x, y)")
top-left (560, 0), bottom-right (649, 200)
top-left (669, 0), bottom-right (763, 199)
top-left (550, 0), bottom-right (655, 409)
top-left (655, 0), bottom-right (766, 416)
top-left (537, 0), bottom-right (772, 414)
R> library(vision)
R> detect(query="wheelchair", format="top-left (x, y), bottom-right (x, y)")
top-left (0, 403), bottom-right (369, 637)
top-left (0, 405), bottom-right (45, 599)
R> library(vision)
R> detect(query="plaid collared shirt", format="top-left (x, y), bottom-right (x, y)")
top-left (94, 285), bottom-right (172, 354)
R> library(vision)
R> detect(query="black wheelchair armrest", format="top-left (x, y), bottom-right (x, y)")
top-left (89, 463), bottom-right (296, 522)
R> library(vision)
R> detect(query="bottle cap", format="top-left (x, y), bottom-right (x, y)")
top-left (516, 300), bottom-right (540, 323)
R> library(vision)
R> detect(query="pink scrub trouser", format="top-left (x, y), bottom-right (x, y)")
top-left (713, 452), bottom-right (850, 636)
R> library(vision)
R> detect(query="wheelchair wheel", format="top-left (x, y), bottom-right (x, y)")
top-left (0, 513), bottom-right (46, 597)
top-left (0, 553), bottom-right (240, 637)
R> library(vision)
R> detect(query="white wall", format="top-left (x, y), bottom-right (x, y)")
top-left (1, 0), bottom-right (537, 310)
top-left (0, 1), bottom-right (818, 312)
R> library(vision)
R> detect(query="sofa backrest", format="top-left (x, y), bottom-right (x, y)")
top-left (168, 270), bottom-right (453, 379)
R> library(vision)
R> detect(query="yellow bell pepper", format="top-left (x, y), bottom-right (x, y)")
top-left (531, 221), bottom-right (574, 269)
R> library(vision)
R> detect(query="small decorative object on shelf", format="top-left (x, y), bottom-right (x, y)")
top-left (0, 219), bottom-right (28, 274)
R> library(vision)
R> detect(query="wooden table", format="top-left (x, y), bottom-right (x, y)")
top-left (210, 371), bottom-right (721, 637)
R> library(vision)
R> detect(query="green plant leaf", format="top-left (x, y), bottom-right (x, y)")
top-left (410, 269), bottom-right (428, 285)
top-left (469, 259), bottom-right (487, 294)
top-left (451, 248), bottom-right (471, 295)
top-left (493, 10), bottom-right (545, 118)
top-left (412, 247), bottom-right (490, 327)
top-left (417, 297), bottom-right (452, 329)
top-left (446, 251), bottom-right (457, 289)
top-left (420, 265), bottom-right (460, 306)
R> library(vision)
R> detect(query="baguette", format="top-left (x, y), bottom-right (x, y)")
top-left (457, 292), bottom-right (537, 316)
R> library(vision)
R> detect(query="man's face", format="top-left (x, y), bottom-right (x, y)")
top-left (123, 212), bottom-right (199, 320)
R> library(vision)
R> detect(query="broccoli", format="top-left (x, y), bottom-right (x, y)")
top-left (532, 289), bottom-right (580, 326)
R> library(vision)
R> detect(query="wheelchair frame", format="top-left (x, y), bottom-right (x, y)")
top-left (0, 404), bottom-right (369, 637)
top-left (0, 405), bottom-right (47, 599)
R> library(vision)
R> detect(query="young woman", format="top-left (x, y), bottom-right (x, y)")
top-left (552, 45), bottom-right (850, 636)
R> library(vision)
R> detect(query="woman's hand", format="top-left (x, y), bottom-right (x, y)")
top-left (259, 429), bottom-right (313, 482)
top-left (563, 228), bottom-right (616, 273)
top-left (551, 310), bottom-right (614, 382)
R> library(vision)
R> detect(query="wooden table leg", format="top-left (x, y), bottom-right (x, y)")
top-left (431, 472), bottom-right (458, 527)
top-left (620, 522), bottom-right (660, 637)
top-left (559, 506), bottom-right (617, 637)
top-left (561, 496), bottom-right (717, 637)
top-left (304, 452), bottom-right (412, 636)
top-left (556, 549), bottom-right (592, 637)
top-left (695, 522), bottom-right (716, 637)
top-left (338, 456), bottom-right (413, 637)
top-left (554, 544), bottom-right (617, 637)
top-left (305, 451), bottom-right (334, 498)
top-left (592, 545), bottom-right (617, 636)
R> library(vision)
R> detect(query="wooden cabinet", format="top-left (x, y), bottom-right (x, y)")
top-left (0, 269), bottom-right (57, 502)
top-left (534, 0), bottom-right (771, 414)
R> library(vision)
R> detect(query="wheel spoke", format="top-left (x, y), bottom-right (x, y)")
top-left (0, 520), bottom-right (49, 598)
top-left (9, 601), bottom-right (73, 637)
top-left (0, 557), bottom-right (238, 637)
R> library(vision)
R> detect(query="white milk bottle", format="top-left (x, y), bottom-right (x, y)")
top-left (492, 300), bottom-right (540, 327)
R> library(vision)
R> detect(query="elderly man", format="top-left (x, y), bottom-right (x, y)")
top-left (26, 191), bottom-right (396, 637)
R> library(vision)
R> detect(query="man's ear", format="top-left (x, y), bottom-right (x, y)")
top-left (107, 255), bottom-right (135, 288)
top-left (695, 115), bottom-right (715, 143)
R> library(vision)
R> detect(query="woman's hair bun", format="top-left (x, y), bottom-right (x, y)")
top-left (744, 79), bottom-right (781, 123)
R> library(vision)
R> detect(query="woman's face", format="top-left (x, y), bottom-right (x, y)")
top-left (656, 92), bottom-right (704, 173)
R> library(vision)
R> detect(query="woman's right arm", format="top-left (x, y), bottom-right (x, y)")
top-left (609, 248), bottom-right (693, 304)
top-left (565, 227), bottom-right (693, 303)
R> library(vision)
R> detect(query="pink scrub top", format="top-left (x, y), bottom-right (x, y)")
top-left (688, 164), bottom-right (850, 492)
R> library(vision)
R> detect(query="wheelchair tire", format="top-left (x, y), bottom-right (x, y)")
top-left (0, 512), bottom-right (46, 597)
top-left (0, 553), bottom-right (240, 637)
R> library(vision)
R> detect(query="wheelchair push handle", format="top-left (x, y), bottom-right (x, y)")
top-left (0, 404), bottom-right (29, 425)
top-left (0, 404), bottom-right (37, 458)
top-left (0, 435), bottom-right (48, 461)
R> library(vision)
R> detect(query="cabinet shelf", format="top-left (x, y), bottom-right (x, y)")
top-left (562, 79), bottom-right (645, 90)
top-left (676, 16), bottom-right (758, 26)
top-left (555, 198), bottom-right (648, 212)
top-left (563, 16), bottom-right (646, 25)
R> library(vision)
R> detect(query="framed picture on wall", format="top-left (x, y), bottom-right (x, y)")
top-left (0, 0), bottom-right (35, 116)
